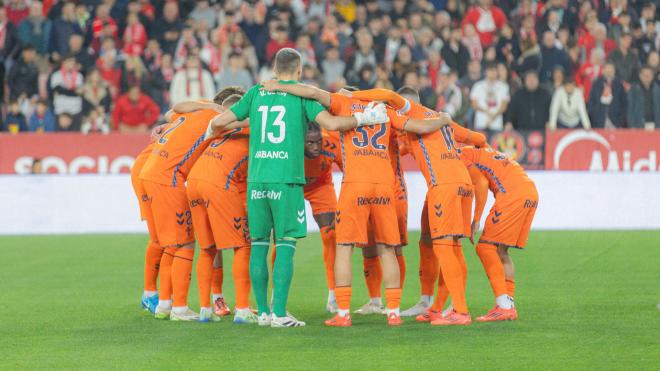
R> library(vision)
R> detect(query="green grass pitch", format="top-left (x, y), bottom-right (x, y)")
top-left (1, 231), bottom-right (658, 369)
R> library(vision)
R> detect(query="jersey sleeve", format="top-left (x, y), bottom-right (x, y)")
top-left (229, 85), bottom-right (258, 121)
top-left (329, 93), bottom-right (351, 116)
top-left (452, 122), bottom-right (487, 147)
top-left (389, 109), bottom-right (408, 131)
top-left (303, 98), bottom-right (326, 122)
top-left (351, 89), bottom-right (408, 111)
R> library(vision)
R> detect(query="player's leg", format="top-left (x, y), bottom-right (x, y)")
top-left (247, 182), bottom-right (274, 325)
top-left (498, 246), bottom-right (515, 298)
top-left (326, 243), bottom-right (354, 326)
top-left (140, 198), bottom-right (162, 314)
top-left (403, 198), bottom-right (435, 317)
top-left (270, 183), bottom-right (307, 327)
top-left (394, 192), bottom-right (408, 289)
top-left (232, 246), bottom-right (255, 323)
top-left (355, 243), bottom-right (385, 315)
top-left (211, 252), bottom-right (229, 316)
top-left (380, 244), bottom-right (402, 326)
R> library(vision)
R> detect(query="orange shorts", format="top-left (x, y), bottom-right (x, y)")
top-left (479, 182), bottom-right (538, 249)
top-left (131, 176), bottom-right (159, 243)
top-left (304, 181), bottom-right (337, 215)
top-left (142, 180), bottom-right (195, 248)
top-left (336, 182), bottom-right (400, 246)
top-left (423, 183), bottom-right (473, 240)
top-left (187, 179), bottom-right (250, 250)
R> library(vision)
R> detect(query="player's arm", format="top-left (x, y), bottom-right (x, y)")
top-left (351, 88), bottom-right (410, 112)
top-left (452, 122), bottom-right (488, 148)
top-left (205, 110), bottom-right (247, 139)
top-left (401, 113), bottom-right (452, 134)
top-left (261, 80), bottom-right (332, 107)
top-left (173, 101), bottom-right (224, 114)
top-left (468, 165), bottom-right (489, 244)
top-left (315, 104), bottom-right (389, 131)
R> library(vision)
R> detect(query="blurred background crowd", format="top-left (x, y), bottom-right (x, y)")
top-left (1, 0), bottom-right (659, 134)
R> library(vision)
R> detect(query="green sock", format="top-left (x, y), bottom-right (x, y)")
top-left (272, 239), bottom-right (296, 317)
top-left (249, 240), bottom-right (270, 315)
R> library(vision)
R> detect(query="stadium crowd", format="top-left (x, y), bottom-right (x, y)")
top-left (1, 0), bottom-right (659, 134)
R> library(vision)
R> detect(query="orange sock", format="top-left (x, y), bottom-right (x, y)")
top-left (419, 239), bottom-right (438, 296)
top-left (158, 247), bottom-right (176, 301)
top-left (396, 254), bottom-right (406, 288)
top-left (363, 256), bottom-right (382, 298)
top-left (506, 278), bottom-right (515, 298)
top-left (384, 287), bottom-right (402, 310)
top-left (233, 247), bottom-right (251, 309)
top-left (196, 248), bottom-right (215, 308)
top-left (431, 268), bottom-right (449, 311)
top-left (453, 240), bottom-right (468, 288)
top-left (433, 240), bottom-right (468, 314)
top-left (211, 267), bottom-right (223, 296)
top-left (335, 286), bottom-right (352, 312)
top-left (143, 240), bottom-right (163, 292)
top-left (320, 226), bottom-right (336, 290)
top-left (476, 243), bottom-right (508, 297)
top-left (171, 248), bottom-right (194, 307)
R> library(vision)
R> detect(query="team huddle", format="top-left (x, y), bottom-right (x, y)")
top-left (130, 48), bottom-right (539, 327)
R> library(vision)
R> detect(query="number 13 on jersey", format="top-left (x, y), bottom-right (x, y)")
top-left (258, 105), bottom-right (286, 144)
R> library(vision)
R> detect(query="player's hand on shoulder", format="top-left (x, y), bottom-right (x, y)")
top-left (354, 102), bottom-right (390, 127)
top-left (150, 124), bottom-right (167, 142)
top-left (260, 79), bottom-right (279, 92)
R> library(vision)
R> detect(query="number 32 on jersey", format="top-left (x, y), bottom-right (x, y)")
top-left (258, 105), bottom-right (286, 144)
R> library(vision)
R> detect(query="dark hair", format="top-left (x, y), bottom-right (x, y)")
top-left (274, 48), bottom-right (302, 74)
top-left (484, 61), bottom-right (498, 71)
top-left (214, 86), bottom-right (246, 105)
top-left (22, 44), bottom-right (35, 52)
top-left (342, 85), bottom-right (359, 92)
top-left (307, 120), bottom-right (320, 132)
top-left (222, 94), bottom-right (242, 106)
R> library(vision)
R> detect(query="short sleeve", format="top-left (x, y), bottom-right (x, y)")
top-left (304, 98), bottom-right (326, 122)
top-left (329, 93), bottom-right (351, 116)
top-left (389, 109), bottom-right (408, 131)
top-left (469, 82), bottom-right (481, 101)
top-left (230, 85), bottom-right (258, 121)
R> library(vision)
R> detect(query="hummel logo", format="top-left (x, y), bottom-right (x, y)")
top-left (494, 210), bottom-right (502, 217)
top-left (434, 203), bottom-right (443, 218)
top-left (492, 210), bottom-right (501, 224)
top-left (297, 209), bottom-right (305, 224)
top-left (335, 210), bottom-right (341, 223)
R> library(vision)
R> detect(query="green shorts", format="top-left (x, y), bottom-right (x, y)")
top-left (247, 183), bottom-right (307, 240)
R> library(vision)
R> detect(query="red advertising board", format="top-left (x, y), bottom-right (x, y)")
top-left (545, 129), bottom-right (660, 171)
top-left (0, 133), bottom-right (150, 174)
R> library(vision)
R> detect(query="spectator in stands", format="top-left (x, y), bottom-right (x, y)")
top-left (539, 31), bottom-right (572, 83)
top-left (120, 55), bottom-right (148, 93)
top-left (91, 4), bottom-right (118, 45)
top-left (50, 54), bottom-right (84, 121)
top-left (583, 22), bottom-right (616, 60)
top-left (390, 44), bottom-right (416, 90)
top-left (8, 44), bottom-right (38, 101)
top-left (4, 100), bottom-right (28, 133)
top-left (459, 59), bottom-right (483, 93)
top-left (346, 28), bottom-right (377, 83)
top-left (462, 23), bottom-right (483, 61)
top-left (123, 12), bottom-right (147, 56)
top-left (112, 85), bottom-right (159, 133)
top-left (506, 70), bottom-right (551, 130)
top-left (548, 78), bottom-right (591, 130)
top-left (68, 34), bottom-right (93, 74)
top-left (81, 108), bottom-right (110, 134)
top-left (512, 36), bottom-right (541, 76)
top-left (6, 0), bottom-right (28, 26)
top-left (588, 62), bottom-right (627, 128)
top-left (435, 71), bottom-right (464, 119)
top-left (31, 158), bottom-right (42, 174)
top-left (575, 48), bottom-right (605, 100)
top-left (216, 52), bottom-right (253, 91)
top-left (169, 54), bottom-right (214, 104)
top-left (188, 0), bottom-right (217, 30)
top-left (96, 41), bottom-right (122, 98)
top-left (73, 3), bottom-right (92, 37)
top-left (221, 30), bottom-right (258, 77)
top-left (153, 1), bottom-right (182, 55)
top-left (49, 2), bottom-right (80, 59)
top-left (608, 32), bottom-right (641, 89)
top-left (28, 99), bottom-right (56, 132)
top-left (470, 62), bottom-right (510, 131)
top-left (18, 1), bottom-right (50, 57)
top-left (627, 66), bottom-right (660, 130)
top-left (495, 23), bottom-right (519, 65)
top-left (266, 24), bottom-right (294, 63)
top-left (82, 68), bottom-right (111, 115)
top-left (461, 0), bottom-right (507, 47)
top-left (321, 45), bottom-right (345, 90)
top-left (56, 112), bottom-right (80, 132)
top-left (296, 33), bottom-right (317, 68)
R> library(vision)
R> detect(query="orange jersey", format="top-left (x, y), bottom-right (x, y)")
top-left (389, 132), bottom-right (407, 197)
top-left (304, 131), bottom-right (342, 191)
top-left (140, 109), bottom-right (217, 187)
top-left (187, 126), bottom-right (250, 193)
top-left (131, 143), bottom-right (153, 181)
top-left (459, 146), bottom-right (532, 195)
top-left (329, 93), bottom-right (397, 185)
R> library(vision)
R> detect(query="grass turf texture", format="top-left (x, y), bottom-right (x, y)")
top-left (1, 231), bottom-right (658, 370)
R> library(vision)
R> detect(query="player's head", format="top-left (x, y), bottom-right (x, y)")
top-left (274, 48), bottom-right (303, 80)
top-left (397, 86), bottom-right (420, 103)
top-left (304, 121), bottom-right (323, 159)
top-left (222, 93), bottom-right (242, 107)
top-left (213, 86), bottom-right (245, 106)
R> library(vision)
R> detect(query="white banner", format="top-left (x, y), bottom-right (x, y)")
top-left (1, 172), bottom-right (659, 235)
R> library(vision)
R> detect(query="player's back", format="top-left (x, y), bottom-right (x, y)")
top-left (231, 82), bottom-right (325, 185)
top-left (403, 102), bottom-right (471, 187)
top-left (131, 143), bottom-right (153, 186)
top-left (140, 109), bottom-right (218, 187)
top-left (329, 93), bottom-right (395, 185)
top-left (460, 146), bottom-right (532, 195)
top-left (188, 127), bottom-right (250, 192)
top-left (304, 130), bottom-right (342, 189)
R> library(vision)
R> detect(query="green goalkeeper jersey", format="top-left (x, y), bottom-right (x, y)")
top-left (230, 81), bottom-right (326, 184)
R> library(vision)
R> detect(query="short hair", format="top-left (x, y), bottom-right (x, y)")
top-left (213, 86), bottom-right (245, 105)
top-left (222, 94), bottom-right (242, 107)
top-left (274, 48), bottom-right (302, 74)
top-left (397, 86), bottom-right (419, 101)
top-left (307, 120), bottom-right (321, 133)
top-left (342, 85), bottom-right (359, 92)
top-left (484, 61), bottom-right (498, 71)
